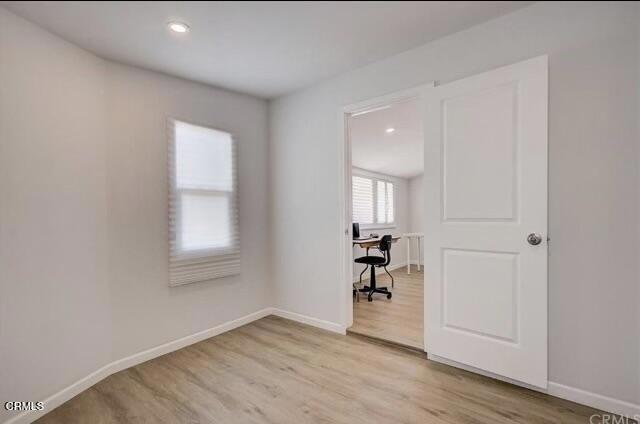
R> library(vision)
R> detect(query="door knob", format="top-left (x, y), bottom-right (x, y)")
top-left (527, 233), bottom-right (542, 246)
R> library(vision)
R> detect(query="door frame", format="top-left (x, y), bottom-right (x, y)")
top-left (336, 82), bottom-right (434, 350)
top-left (337, 63), bottom-right (549, 388)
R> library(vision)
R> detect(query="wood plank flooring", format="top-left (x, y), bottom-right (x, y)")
top-left (36, 315), bottom-right (612, 424)
top-left (350, 265), bottom-right (423, 349)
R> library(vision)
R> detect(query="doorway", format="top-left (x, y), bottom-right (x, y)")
top-left (341, 87), bottom-right (429, 350)
top-left (339, 55), bottom-right (549, 389)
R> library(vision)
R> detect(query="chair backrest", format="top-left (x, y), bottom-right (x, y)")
top-left (352, 222), bottom-right (360, 239)
top-left (378, 235), bottom-right (392, 265)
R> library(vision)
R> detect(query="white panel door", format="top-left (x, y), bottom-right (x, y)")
top-left (424, 56), bottom-right (548, 388)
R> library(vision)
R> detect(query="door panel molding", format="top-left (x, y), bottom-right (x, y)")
top-left (424, 55), bottom-right (548, 388)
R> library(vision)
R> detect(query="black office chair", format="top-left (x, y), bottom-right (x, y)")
top-left (354, 235), bottom-right (393, 302)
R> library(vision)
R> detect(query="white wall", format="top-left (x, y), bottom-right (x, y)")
top-left (2, 1), bottom-right (640, 419)
top-left (637, 6), bottom-right (640, 399)
top-left (0, 7), bottom-right (271, 422)
top-left (0, 8), bottom-right (111, 423)
top-left (351, 168), bottom-right (410, 280)
top-left (105, 62), bottom-right (271, 360)
top-left (408, 174), bottom-right (424, 233)
top-left (270, 1), bottom-right (640, 407)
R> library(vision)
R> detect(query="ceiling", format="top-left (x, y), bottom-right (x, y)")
top-left (1, 1), bottom-right (533, 98)
top-left (350, 98), bottom-right (423, 179)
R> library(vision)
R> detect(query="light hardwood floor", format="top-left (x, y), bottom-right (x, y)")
top-left (36, 315), bottom-right (611, 424)
top-left (350, 265), bottom-right (423, 349)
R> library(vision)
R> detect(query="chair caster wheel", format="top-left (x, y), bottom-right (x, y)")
top-left (387, 293), bottom-right (392, 299)
top-left (368, 295), bottom-right (373, 302)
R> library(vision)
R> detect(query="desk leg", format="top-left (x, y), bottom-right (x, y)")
top-left (407, 238), bottom-right (411, 275)
top-left (417, 237), bottom-right (421, 271)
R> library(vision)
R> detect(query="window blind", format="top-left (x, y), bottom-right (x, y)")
top-left (352, 174), bottom-right (395, 226)
top-left (385, 182), bottom-right (394, 223)
top-left (168, 120), bottom-right (240, 286)
top-left (376, 181), bottom-right (386, 224)
top-left (352, 175), bottom-right (374, 224)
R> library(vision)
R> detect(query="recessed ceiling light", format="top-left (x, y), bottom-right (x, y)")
top-left (386, 127), bottom-right (395, 134)
top-left (168, 21), bottom-right (190, 33)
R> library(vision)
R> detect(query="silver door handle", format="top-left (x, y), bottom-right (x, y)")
top-left (527, 233), bottom-right (543, 246)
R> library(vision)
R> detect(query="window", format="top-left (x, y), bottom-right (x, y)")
top-left (352, 176), bottom-right (374, 224)
top-left (352, 174), bottom-right (395, 227)
top-left (168, 120), bottom-right (239, 286)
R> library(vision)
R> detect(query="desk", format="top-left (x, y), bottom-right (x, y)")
top-left (352, 235), bottom-right (401, 251)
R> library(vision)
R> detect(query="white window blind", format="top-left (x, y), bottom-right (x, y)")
top-left (168, 120), bottom-right (239, 286)
top-left (352, 176), bottom-right (374, 224)
top-left (386, 182), bottom-right (394, 223)
top-left (352, 174), bottom-right (395, 226)
top-left (376, 181), bottom-right (386, 224)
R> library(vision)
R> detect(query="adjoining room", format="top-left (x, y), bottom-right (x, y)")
top-left (347, 98), bottom-right (425, 349)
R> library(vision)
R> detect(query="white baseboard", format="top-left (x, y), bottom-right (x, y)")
top-left (4, 307), bottom-right (346, 424)
top-left (547, 382), bottom-right (640, 419)
top-left (428, 354), bottom-right (640, 419)
top-left (270, 308), bottom-right (347, 335)
top-left (5, 308), bottom-right (273, 424)
top-left (8, 309), bottom-right (637, 423)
